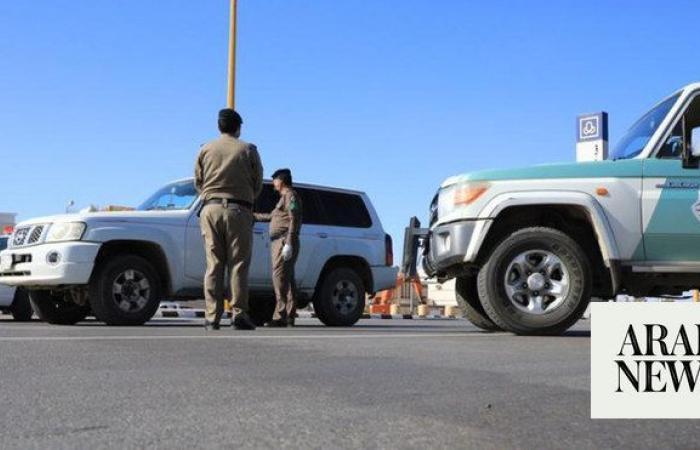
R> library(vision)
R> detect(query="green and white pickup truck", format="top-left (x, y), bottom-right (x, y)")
top-left (405, 83), bottom-right (700, 335)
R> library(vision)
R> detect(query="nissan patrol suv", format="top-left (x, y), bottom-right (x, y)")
top-left (0, 180), bottom-right (397, 326)
top-left (405, 83), bottom-right (700, 335)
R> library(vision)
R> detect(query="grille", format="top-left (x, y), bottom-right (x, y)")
top-left (12, 227), bottom-right (30, 246)
top-left (27, 226), bottom-right (44, 244)
top-left (429, 192), bottom-right (439, 227)
top-left (12, 225), bottom-right (45, 247)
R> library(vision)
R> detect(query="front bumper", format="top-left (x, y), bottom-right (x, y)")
top-left (403, 218), bottom-right (490, 278)
top-left (0, 242), bottom-right (101, 287)
top-left (426, 221), bottom-right (478, 274)
top-left (371, 265), bottom-right (399, 293)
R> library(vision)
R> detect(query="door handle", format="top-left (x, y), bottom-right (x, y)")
top-left (317, 232), bottom-right (328, 239)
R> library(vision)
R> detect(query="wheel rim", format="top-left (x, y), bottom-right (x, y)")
top-left (503, 250), bottom-right (570, 315)
top-left (112, 269), bottom-right (151, 313)
top-left (331, 280), bottom-right (359, 316)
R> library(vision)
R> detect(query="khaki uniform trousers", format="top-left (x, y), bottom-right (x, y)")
top-left (271, 236), bottom-right (299, 321)
top-left (200, 203), bottom-right (253, 324)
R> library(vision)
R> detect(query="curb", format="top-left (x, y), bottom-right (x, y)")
top-left (154, 306), bottom-right (459, 321)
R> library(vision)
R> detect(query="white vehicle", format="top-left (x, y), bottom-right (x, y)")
top-left (405, 82), bottom-right (700, 335)
top-left (0, 235), bottom-right (32, 321)
top-left (0, 180), bottom-right (397, 326)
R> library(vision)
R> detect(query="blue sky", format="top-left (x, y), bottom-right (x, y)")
top-left (1, 0), bottom-right (699, 253)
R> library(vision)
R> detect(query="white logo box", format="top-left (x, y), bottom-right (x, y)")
top-left (591, 302), bottom-right (700, 419)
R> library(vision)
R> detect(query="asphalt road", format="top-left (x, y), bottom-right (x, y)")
top-left (0, 316), bottom-right (697, 450)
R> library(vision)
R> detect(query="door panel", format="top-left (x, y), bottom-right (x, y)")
top-left (295, 224), bottom-right (334, 289)
top-left (184, 212), bottom-right (271, 288)
top-left (642, 159), bottom-right (700, 261)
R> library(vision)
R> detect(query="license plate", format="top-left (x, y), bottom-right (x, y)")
top-left (0, 254), bottom-right (12, 271)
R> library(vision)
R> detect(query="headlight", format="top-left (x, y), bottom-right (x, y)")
top-left (451, 183), bottom-right (489, 206)
top-left (45, 222), bottom-right (86, 242)
top-left (437, 182), bottom-right (489, 218)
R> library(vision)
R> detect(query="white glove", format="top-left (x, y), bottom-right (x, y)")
top-left (281, 243), bottom-right (293, 261)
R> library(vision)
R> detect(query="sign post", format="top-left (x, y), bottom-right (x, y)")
top-left (576, 112), bottom-right (608, 162)
top-left (227, 0), bottom-right (237, 109)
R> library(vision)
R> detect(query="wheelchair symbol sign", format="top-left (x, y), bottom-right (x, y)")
top-left (579, 116), bottom-right (600, 140)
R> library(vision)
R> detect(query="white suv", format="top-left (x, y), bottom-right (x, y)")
top-left (0, 179), bottom-right (397, 326)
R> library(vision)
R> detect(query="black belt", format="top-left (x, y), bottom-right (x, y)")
top-left (271, 233), bottom-right (298, 242)
top-left (203, 198), bottom-right (253, 209)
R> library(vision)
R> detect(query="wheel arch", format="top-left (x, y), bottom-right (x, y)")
top-left (313, 255), bottom-right (373, 300)
top-left (91, 240), bottom-right (172, 296)
top-left (473, 193), bottom-right (620, 297)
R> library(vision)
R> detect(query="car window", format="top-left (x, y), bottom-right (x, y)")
top-left (611, 93), bottom-right (679, 160)
top-left (295, 188), bottom-right (326, 225)
top-left (0, 237), bottom-right (7, 251)
top-left (316, 191), bottom-right (372, 228)
top-left (138, 180), bottom-right (198, 211)
top-left (254, 183), bottom-right (277, 213)
top-left (658, 122), bottom-right (684, 159)
top-left (253, 185), bottom-right (372, 228)
top-left (656, 95), bottom-right (700, 159)
top-left (255, 185), bottom-right (327, 225)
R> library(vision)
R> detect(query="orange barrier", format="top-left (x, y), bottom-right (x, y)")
top-left (369, 273), bottom-right (424, 314)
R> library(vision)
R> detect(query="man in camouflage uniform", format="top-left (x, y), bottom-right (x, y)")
top-left (254, 169), bottom-right (302, 327)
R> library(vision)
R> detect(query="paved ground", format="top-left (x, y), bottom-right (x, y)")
top-left (0, 316), bottom-right (697, 449)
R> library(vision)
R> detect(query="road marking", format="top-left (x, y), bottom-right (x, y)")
top-left (0, 332), bottom-right (511, 342)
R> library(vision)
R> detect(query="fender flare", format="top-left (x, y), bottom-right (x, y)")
top-left (85, 224), bottom-right (182, 293)
top-left (466, 190), bottom-right (621, 294)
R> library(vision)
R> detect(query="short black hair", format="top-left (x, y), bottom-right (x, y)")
top-left (272, 168), bottom-right (293, 186)
top-left (218, 108), bottom-right (243, 135)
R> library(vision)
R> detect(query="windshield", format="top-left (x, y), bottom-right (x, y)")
top-left (610, 93), bottom-right (680, 160)
top-left (0, 237), bottom-right (7, 251)
top-left (138, 180), bottom-right (198, 211)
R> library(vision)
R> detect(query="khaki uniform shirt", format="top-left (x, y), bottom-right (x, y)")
top-left (256, 189), bottom-right (302, 241)
top-left (194, 134), bottom-right (263, 204)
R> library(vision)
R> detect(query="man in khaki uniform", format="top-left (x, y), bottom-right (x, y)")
top-left (254, 169), bottom-right (302, 327)
top-left (195, 109), bottom-right (263, 330)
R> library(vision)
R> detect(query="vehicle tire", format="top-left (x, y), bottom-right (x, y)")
top-left (455, 276), bottom-right (501, 332)
top-left (477, 227), bottom-right (591, 335)
top-left (311, 294), bottom-right (331, 325)
top-left (28, 290), bottom-right (90, 325)
top-left (10, 288), bottom-right (33, 322)
top-left (89, 255), bottom-right (161, 326)
top-left (249, 295), bottom-right (275, 326)
top-left (313, 267), bottom-right (366, 327)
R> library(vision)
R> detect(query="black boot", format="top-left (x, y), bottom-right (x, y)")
top-left (232, 313), bottom-right (256, 330)
top-left (204, 320), bottom-right (220, 331)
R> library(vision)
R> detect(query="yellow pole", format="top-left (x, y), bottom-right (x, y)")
top-left (227, 0), bottom-right (238, 108)
top-left (694, 290), bottom-right (699, 302)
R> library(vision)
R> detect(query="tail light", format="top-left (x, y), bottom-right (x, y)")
top-left (385, 234), bottom-right (393, 266)
top-left (2, 226), bottom-right (13, 235)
